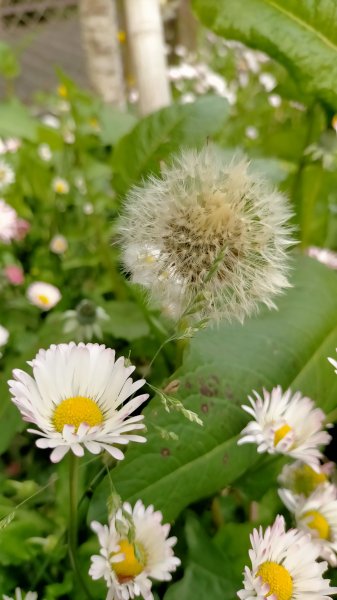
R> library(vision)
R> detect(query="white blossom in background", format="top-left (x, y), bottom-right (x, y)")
top-left (0, 160), bottom-right (15, 190)
top-left (238, 386), bottom-right (331, 470)
top-left (0, 325), bottom-right (9, 347)
top-left (279, 485), bottom-right (337, 566)
top-left (26, 281), bottom-right (61, 311)
top-left (0, 199), bottom-right (18, 243)
top-left (3, 590), bottom-right (37, 600)
top-left (63, 299), bottom-right (109, 341)
top-left (0, 138), bottom-right (21, 155)
top-left (38, 144), bottom-right (52, 162)
top-left (278, 460), bottom-right (335, 498)
top-left (52, 177), bottom-right (70, 195)
top-left (238, 514), bottom-right (337, 600)
top-left (119, 146), bottom-right (294, 323)
top-left (8, 343), bottom-right (148, 463)
top-left (50, 234), bottom-right (68, 255)
top-left (89, 499), bottom-right (180, 600)
top-left (307, 246), bottom-right (337, 270)
top-left (41, 114), bottom-right (60, 129)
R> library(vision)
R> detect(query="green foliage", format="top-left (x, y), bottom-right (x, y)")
top-left (89, 256), bottom-right (337, 523)
top-left (192, 0), bottom-right (337, 108)
top-left (112, 95), bottom-right (230, 194)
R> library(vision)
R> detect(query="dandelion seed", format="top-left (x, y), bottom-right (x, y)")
top-left (238, 514), bottom-right (337, 600)
top-left (8, 342), bottom-right (148, 463)
top-left (89, 499), bottom-right (180, 600)
top-left (119, 146), bottom-right (294, 323)
top-left (238, 386), bottom-right (331, 470)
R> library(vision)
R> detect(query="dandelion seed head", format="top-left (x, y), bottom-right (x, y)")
top-left (119, 146), bottom-right (294, 323)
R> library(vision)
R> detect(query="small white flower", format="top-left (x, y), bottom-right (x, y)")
top-left (89, 499), bottom-right (180, 600)
top-left (259, 72), bottom-right (277, 92)
top-left (268, 93), bottom-right (282, 108)
top-left (38, 144), bottom-right (52, 162)
top-left (238, 514), bottom-right (337, 600)
top-left (8, 342), bottom-right (148, 463)
top-left (238, 386), bottom-right (331, 470)
top-left (3, 590), bottom-right (37, 600)
top-left (278, 460), bottom-right (335, 498)
top-left (279, 485), bottom-right (337, 566)
top-left (63, 300), bottom-right (109, 342)
top-left (27, 281), bottom-right (61, 311)
top-left (0, 199), bottom-right (17, 243)
top-left (119, 146), bottom-right (294, 324)
top-left (49, 234), bottom-right (68, 254)
top-left (41, 114), bottom-right (60, 129)
top-left (245, 126), bottom-right (259, 140)
top-left (0, 325), bottom-right (9, 347)
top-left (0, 160), bottom-right (15, 190)
top-left (52, 177), bottom-right (69, 195)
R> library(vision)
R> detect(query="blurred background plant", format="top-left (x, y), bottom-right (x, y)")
top-left (1, 0), bottom-right (337, 598)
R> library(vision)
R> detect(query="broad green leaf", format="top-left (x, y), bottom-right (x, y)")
top-left (0, 100), bottom-right (37, 140)
top-left (164, 514), bottom-right (239, 600)
top-left (192, 0), bottom-right (337, 108)
top-left (112, 95), bottom-right (230, 194)
top-left (89, 255), bottom-right (337, 523)
top-left (98, 106), bottom-right (137, 146)
top-left (102, 300), bottom-right (150, 341)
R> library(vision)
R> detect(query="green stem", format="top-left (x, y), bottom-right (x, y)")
top-left (68, 453), bottom-right (93, 600)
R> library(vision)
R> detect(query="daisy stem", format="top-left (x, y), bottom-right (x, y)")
top-left (68, 453), bottom-right (93, 599)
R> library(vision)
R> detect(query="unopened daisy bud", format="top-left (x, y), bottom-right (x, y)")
top-left (119, 146), bottom-right (294, 323)
top-left (3, 590), bottom-right (38, 600)
top-left (278, 460), bottom-right (335, 497)
top-left (52, 177), bottom-right (69, 195)
top-left (27, 281), bottom-right (61, 311)
top-left (50, 234), bottom-right (68, 254)
top-left (279, 485), bottom-right (337, 566)
top-left (8, 342), bottom-right (148, 463)
top-left (89, 499), bottom-right (180, 600)
top-left (38, 143), bottom-right (52, 162)
top-left (238, 514), bottom-right (337, 600)
top-left (238, 386), bottom-right (331, 470)
top-left (4, 265), bottom-right (24, 285)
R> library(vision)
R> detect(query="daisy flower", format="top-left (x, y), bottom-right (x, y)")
top-left (278, 460), bottom-right (335, 497)
top-left (0, 160), bottom-right (15, 190)
top-left (63, 299), bottom-right (109, 341)
top-left (49, 234), bottom-right (68, 254)
top-left (26, 281), bottom-right (61, 311)
top-left (89, 499), bottom-right (180, 600)
top-left (38, 144), bottom-right (52, 162)
top-left (238, 515), bottom-right (337, 600)
top-left (0, 199), bottom-right (18, 243)
top-left (279, 485), bottom-right (337, 566)
top-left (0, 325), bottom-right (9, 347)
top-left (3, 590), bottom-right (37, 600)
top-left (52, 177), bottom-right (69, 195)
top-left (8, 342), bottom-right (148, 463)
top-left (238, 386), bottom-right (331, 470)
top-left (119, 146), bottom-right (294, 323)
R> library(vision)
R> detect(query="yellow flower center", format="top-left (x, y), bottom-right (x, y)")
top-left (57, 84), bottom-right (68, 98)
top-left (37, 294), bottom-right (51, 306)
top-left (55, 182), bottom-right (66, 194)
top-left (293, 464), bottom-right (327, 496)
top-left (53, 396), bottom-right (103, 432)
top-left (274, 423), bottom-right (292, 447)
top-left (111, 539), bottom-right (146, 582)
top-left (257, 561), bottom-right (293, 600)
top-left (303, 510), bottom-right (330, 540)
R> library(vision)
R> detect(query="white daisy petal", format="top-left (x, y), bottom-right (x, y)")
top-left (89, 500), bottom-right (180, 600)
top-left (3, 589), bottom-right (38, 600)
top-left (8, 343), bottom-right (148, 463)
top-left (238, 386), bottom-right (331, 470)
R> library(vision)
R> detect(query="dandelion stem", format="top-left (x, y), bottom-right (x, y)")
top-left (68, 453), bottom-right (93, 599)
